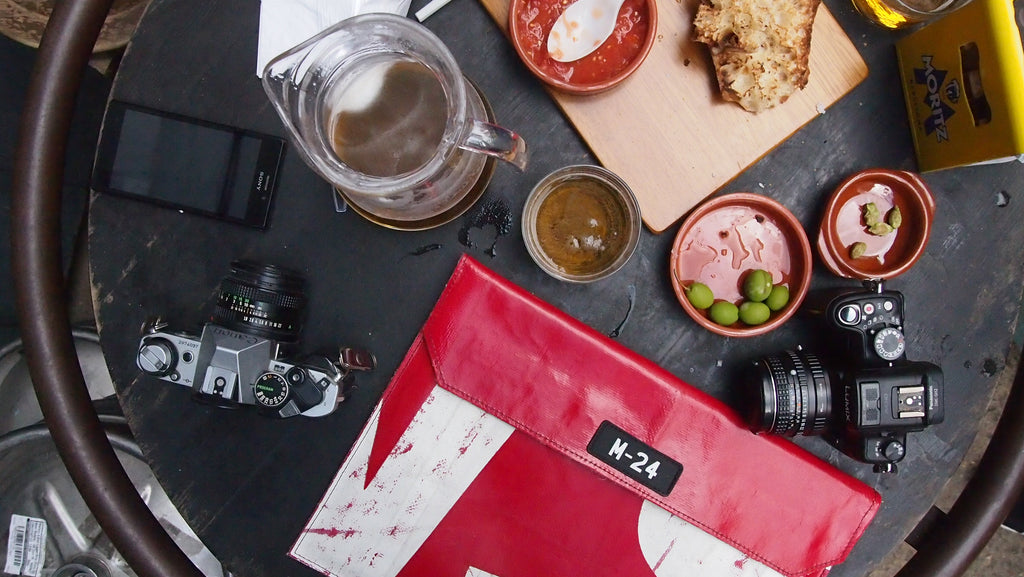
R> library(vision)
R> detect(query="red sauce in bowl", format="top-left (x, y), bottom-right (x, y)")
top-left (511, 0), bottom-right (652, 91)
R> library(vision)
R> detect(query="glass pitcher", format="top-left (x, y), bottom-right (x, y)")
top-left (262, 13), bottom-right (528, 226)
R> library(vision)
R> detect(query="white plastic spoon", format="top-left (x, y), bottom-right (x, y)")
top-left (546, 0), bottom-right (626, 63)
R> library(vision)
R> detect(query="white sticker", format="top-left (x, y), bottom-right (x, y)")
top-left (4, 514), bottom-right (47, 577)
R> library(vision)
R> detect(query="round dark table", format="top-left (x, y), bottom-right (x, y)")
top-left (89, 0), bottom-right (1024, 576)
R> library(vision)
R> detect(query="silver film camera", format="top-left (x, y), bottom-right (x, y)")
top-left (137, 261), bottom-right (374, 418)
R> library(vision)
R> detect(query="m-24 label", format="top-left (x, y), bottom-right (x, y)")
top-left (587, 421), bottom-right (682, 496)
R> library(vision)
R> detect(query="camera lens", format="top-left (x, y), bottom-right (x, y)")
top-left (213, 260), bottom-right (306, 343)
top-left (747, 349), bottom-right (832, 436)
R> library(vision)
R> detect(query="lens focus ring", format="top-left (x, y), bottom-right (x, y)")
top-left (750, 349), bottom-right (832, 436)
top-left (212, 261), bottom-right (307, 343)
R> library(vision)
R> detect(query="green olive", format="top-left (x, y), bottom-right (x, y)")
top-left (869, 222), bottom-right (894, 236)
top-left (887, 206), bottom-right (902, 229)
top-left (863, 202), bottom-right (882, 226)
top-left (708, 301), bottom-right (739, 326)
top-left (685, 282), bottom-right (714, 310)
top-left (739, 301), bottom-right (771, 325)
top-left (742, 269), bottom-right (774, 303)
top-left (765, 284), bottom-right (790, 312)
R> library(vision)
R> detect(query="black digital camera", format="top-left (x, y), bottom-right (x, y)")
top-left (746, 284), bottom-right (944, 473)
top-left (136, 261), bottom-right (374, 418)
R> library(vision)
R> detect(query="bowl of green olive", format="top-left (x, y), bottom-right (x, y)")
top-left (670, 192), bottom-right (813, 337)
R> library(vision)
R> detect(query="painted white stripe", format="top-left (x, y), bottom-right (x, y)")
top-left (291, 386), bottom-right (514, 577)
top-left (294, 384), bottom-right (793, 577)
top-left (637, 500), bottom-right (786, 577)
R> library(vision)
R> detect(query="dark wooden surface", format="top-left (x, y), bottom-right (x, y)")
top-left (89, 0), bottom-right (1024, 576)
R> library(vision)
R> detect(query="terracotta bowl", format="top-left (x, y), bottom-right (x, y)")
top-left (508, 0), bottom-right (657, 94)
top-left (817, 169), bottom-right (936, 280)
top-left (670, 193), bottom-right (813, 337)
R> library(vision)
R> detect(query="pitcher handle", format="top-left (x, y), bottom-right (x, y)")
top-left (461, 120), bottom-right (529, 172)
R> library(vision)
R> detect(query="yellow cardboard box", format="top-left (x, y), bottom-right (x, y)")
top-left (896, 0), bottom-right (1024, 171)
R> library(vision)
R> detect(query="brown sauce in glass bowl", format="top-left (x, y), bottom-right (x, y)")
top-left (535, 177), bottom-right (631, 277)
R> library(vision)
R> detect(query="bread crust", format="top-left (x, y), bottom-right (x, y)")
top-left (693, 0), bottom-right (822, 113)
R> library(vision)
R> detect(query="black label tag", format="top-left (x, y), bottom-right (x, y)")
top-left (586, 421), bottom-right (683, 496)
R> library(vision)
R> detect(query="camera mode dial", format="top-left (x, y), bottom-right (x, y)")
top-left (873, 327), bottom-right (906, 361)
top-left (253, 372), bottom-right (290, 408)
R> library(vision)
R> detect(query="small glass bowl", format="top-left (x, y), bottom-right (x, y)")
top-left (850, 0), bottom-right (974, 29)
top-left (523, 165), bottom-right (641, 282)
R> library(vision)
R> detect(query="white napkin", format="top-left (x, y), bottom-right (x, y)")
top-left (256, 0), bottom-right (412, 77)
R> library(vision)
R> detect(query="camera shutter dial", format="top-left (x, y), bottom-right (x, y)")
top-left (873, 327), bottom-right (906, 361)
top-left (253, 372), bottom-right (290, 408)
top-left (138, 338), bottom-right (178, 377)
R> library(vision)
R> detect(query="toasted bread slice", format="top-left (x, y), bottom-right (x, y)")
top-left (693, 0), bottom-right (821, 113)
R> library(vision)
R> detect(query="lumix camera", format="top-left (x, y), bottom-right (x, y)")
top-left (746, 283), bottom-right (944, 473)
top-left (137, 261), bottom-right (375, 418)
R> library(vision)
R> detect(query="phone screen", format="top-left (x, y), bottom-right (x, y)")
top-left (93, 101), bottom-right (286, 229)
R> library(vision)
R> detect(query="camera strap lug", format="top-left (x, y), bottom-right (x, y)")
top-left (338, 347), bottom-right (377, 374)
top-left (141, 316), bottom-right (170, 335)
top-left (862, 279), bottom-right (885, 293)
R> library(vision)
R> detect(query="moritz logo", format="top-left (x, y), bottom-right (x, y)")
top-left (913, 55), bottom-right (960, 143)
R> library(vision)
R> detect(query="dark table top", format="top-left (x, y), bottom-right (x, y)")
top-left (89, 0), bottom-right (1024, 575)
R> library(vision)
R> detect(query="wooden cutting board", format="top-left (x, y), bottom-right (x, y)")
top-left (479, 0), bottom-right (869, 233)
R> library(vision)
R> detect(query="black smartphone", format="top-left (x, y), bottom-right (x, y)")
top-left (92, 101), bottom-right (286, 229)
